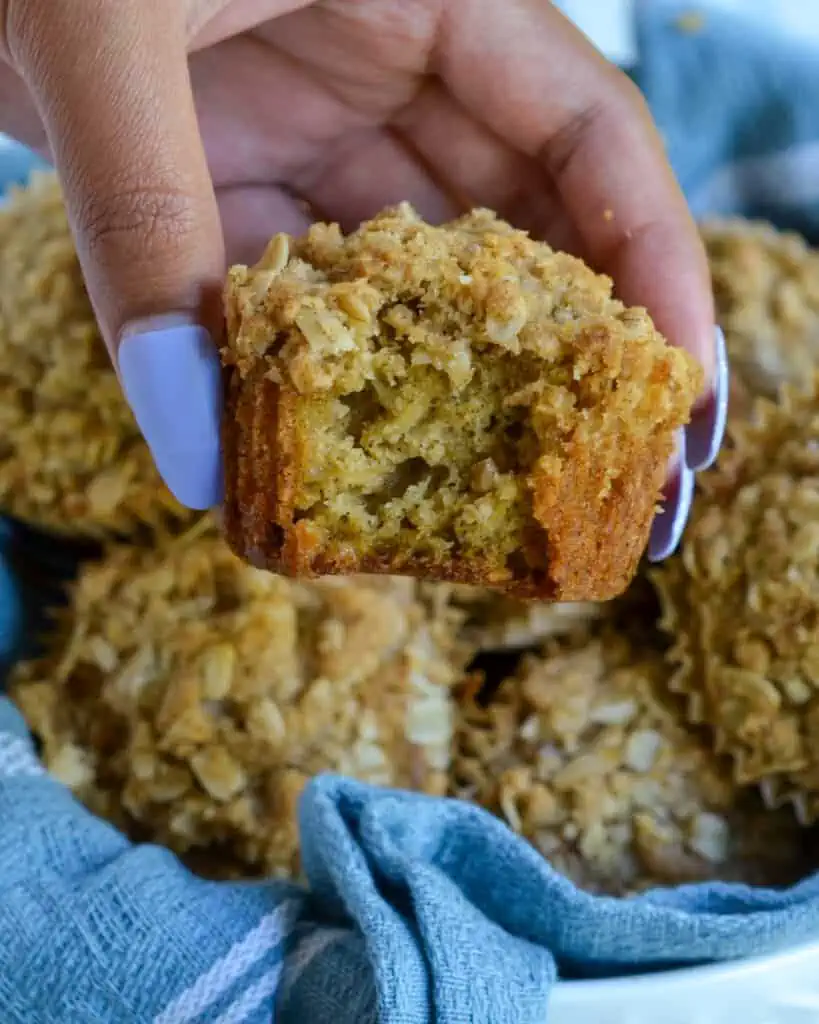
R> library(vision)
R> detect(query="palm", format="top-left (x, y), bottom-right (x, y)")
top-left (191, 0), bottom-right (579, 266)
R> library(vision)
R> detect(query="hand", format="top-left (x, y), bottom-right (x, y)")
top-left (0, 0), bottom-right (726, 555)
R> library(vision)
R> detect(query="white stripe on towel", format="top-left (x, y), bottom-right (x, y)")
top-left (279, 927), bottom-right (346, 996)
top-left (211, 963), bottom-right (284, 1024)
top-left (0, 734), bottom-right (44, 778)
top-left (213, 928), bottom-right (345, 1024)
top-left (154, 900), bottom-right (299, 1024)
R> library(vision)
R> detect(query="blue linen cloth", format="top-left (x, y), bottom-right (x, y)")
top-left (3, 3), bottom-right (819, 1021)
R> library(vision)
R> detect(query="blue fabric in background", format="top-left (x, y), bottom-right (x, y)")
top-left (634, 0), bottom-right (819, 239)
top-left (2, 3), bottom-right (819, 1021)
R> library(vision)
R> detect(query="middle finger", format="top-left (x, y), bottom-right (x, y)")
top-left (393, 79), bottom-right (584, 255)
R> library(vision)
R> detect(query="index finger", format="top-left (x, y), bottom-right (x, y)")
top-left (434, 0), bottom-right (716, 384)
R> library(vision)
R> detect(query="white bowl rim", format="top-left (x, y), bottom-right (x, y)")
top-left (556, 936), bottom-right (819, 996)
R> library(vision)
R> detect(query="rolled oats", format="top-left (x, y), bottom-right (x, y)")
top-left (703, 219), bottom-right (819, 399)
top-left (652, 375), bottom-right (819, 821)
top-left (422, 581), bottom-right (603, 652)
top-left (0, 172), bottom-right (195, 537)
top-left (449, 629), bottom-right (809, 894)
top-left (10, 523), bottom-right (464, 878)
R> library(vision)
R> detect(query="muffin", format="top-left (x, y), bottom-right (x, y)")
top-left (10, 521), bottom-right (465, 877)
top-left (450, 628), bottom-right (810, 894)
top-left (0, 172), bottom-right (193, 537)
top-left (652, 376), bottom-right (819, 823)
top-left (703, 218), bottom-right (819, 399)
top-left (222, 204), bottom-right (701, 600)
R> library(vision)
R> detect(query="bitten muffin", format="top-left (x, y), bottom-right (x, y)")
top-left (10, 520), bottom-right (465, 878)
top-left (222, 205), bottom-right (702, 600)
top-left (450, 628), bottom-right (810, 894)
top-left (0, 172), bottom-right (193, 538)
top-left (652, 376), bottom-right (819, 824)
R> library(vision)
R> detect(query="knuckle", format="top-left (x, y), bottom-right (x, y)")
top-left (75, 182), bottom-right (202, 264)
top-left (538, 70), bottom-right (645, 184)
top-left (538, 99), bottom-right (609, 182)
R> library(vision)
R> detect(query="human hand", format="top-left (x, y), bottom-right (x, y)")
top-left (0, 0), bottom-right (726, 556)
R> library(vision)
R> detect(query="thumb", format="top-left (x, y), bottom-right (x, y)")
top-left (6, 0), bottom-right (224, 509)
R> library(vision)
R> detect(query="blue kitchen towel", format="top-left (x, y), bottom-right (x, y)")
top-left (633, 0), bottom-right (819, 240)
top-left (4, 3), bottom-right (819, 1022)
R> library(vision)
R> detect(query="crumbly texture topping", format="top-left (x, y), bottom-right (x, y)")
top-left (652, 377), bottom-right (819, 822)
top-left (0, 172), bottom-right (193, 537)
top-left (223, 205), bottom-right (701, 595)
top-left (450, 629), bottom-right (810, 894)
top-left (10, 521), bottom-right (464, 878)
top-left (703, 219), bottom-right (819, 399)
top-left (422, 582), bottom-right (603, 652)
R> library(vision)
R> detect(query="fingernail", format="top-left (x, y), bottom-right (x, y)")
top-left (685, 325), bottom-right (728, 472)
top-left (118, 321), bottom-right (223, 510)
top-left (647, 431), bottom-right (695, 562)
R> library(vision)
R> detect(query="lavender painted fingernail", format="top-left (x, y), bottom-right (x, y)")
top-left (647, 432), bottom-right (695, 562)
top-left (686, 325), bottom-right (729, 472)
top-left (118, 322), bottom-right (223, 510)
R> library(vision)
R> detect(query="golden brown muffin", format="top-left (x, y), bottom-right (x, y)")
top-left (222, 204), bottom-right (702, 600)
top-left (10, 520), bottom-right (465, 878)
top-left (703, 218), bottom-right (819, 399)
top-left (652, 376), bottom-right (819, 823)
top-left (0, 172), bottom-right (193, 538)
top-left (450, 629), bottom-right (810, 894)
